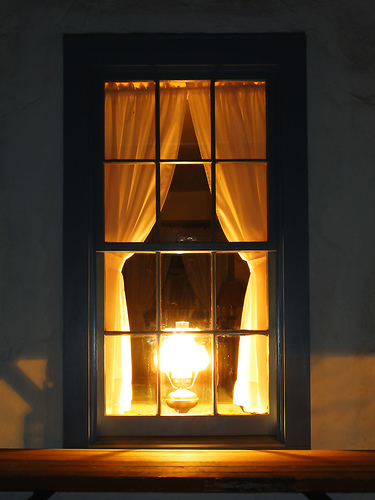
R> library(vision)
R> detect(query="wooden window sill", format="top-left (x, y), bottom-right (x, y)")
top-left (0, 449), bottom-right (374, 496)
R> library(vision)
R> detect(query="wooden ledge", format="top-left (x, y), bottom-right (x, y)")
top-left (0, 449), bottom-right (375, 494)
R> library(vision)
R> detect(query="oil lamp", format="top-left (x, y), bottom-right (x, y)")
top-left (160, 322), bottom-right (209, 413)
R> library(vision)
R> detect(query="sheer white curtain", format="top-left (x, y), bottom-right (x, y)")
top-left (104, 82), bottom-right (187, 414)
top-left (189, 81), bottom-right (269, 413)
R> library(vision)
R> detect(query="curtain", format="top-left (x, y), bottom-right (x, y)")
top-left (189, 81), bottom-right (269, 413)
top-left (215, 81), bottom-right (266, 160)
top-left (104, 82), bottom-right (187, 414)
top-left (233, 252), bottom-right (268, 412)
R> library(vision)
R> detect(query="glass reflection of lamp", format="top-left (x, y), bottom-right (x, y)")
top-left (160, 322), bottom-right (209, 413)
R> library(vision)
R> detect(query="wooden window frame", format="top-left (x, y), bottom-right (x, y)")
top-left (63, 33), bottom-right (310, 449)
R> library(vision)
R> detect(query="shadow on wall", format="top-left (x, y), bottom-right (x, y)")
top-left (2, 353), bottom-right (375, 450)
top-left (0, 359), bottom-right (53, 448)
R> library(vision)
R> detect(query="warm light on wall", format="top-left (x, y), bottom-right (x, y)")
top-left (160, 322), bottom-right (209, 413)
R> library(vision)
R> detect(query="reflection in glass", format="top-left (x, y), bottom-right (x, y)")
top-left (216, 334), bottom-right (269, 415)
top-left (104, 82), bottom-right (155, 160)
top-left (161, 253), bottom-right (211, 331)
top-left (215, 81), bottom-right (266, 159)
top-left (104, 334), bottom-right (158, 416)
top-left (160, 331), bottom-right (213, 416)
top-left (160, 163), bottom-right (212, 242)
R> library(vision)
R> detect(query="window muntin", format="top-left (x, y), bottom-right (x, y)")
top-left (100, 78), bottom-right (272, 426)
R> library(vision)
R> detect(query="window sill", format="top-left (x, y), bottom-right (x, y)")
top-left (0, 449), bottom-right (374, 494)
top-left (91, 435), bottom-right (284, 449)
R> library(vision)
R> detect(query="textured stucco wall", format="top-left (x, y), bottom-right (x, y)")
top-left (1, 1), bottom-right (375, 497)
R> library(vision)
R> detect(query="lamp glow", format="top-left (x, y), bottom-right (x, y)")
top-left (160, 322), bottom-right (209, 413)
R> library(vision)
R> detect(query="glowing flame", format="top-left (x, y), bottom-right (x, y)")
top-left (159, 334), bottom-right (209, 376)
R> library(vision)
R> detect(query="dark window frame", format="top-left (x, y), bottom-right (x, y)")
top-left (63, 33), bottom-right (310, 449)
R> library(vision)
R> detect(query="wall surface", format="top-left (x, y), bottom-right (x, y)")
top-left (1, 0), bottom-right (375, 498)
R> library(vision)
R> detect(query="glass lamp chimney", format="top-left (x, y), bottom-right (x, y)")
top-left (160, 322), bottom-right (209, 413)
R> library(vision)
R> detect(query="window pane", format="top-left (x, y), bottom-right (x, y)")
top-left (104, 334), bottom-right (158, 416)
top-left (216, 162), bottom-right (267, 242)
top-left (123, 254), bottom-right (156, 331)
top-left (161, 253), bottom-right (211, 331)
top-left (215, 81), bottom-right (266, 159)
top-left (104, 252), bottom-right (156, 332)
top-left (160, 332), bottom-right (213, 416)
top-left (104, 252), bottom-right (130, 332)
top-left (217, 251), bottom-right (269, 331)
top-left (104, 162), bottom-right (156, 243)
top-left (216, 253), bottom-right (249, 330)
top-left (104, 82), bottom-right (155, 160)
top-left (216, 334), bottom-right (269, 415)
top-left (160, 80), bottom-right (210, 160)
top-left (160, 163), bottom-right (212, 242)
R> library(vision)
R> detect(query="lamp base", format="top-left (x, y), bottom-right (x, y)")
top-left (166, 388), bottom-right (199, 413)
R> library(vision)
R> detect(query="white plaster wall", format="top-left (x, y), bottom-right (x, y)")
top-left (1, 0), bottom-right (375, 497)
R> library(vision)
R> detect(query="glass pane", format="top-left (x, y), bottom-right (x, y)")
top-left (160, 163), bottom-right (212, 242)
top-left (161, 253), bottom-right (211, 331)
top-left (123, 253), bottom-right (156, 331)
top-left (104, 82), bottom-right (155, 160)
top-left (104, 334), bottom-right (158, 416)
top-left (104, 252), bottom-right (156, 332)
top-left (216, 253), bottom-right (249, 330)
top-left (104, 163), bottom-right (156, 243)
top-left (216, 334), bottom-right (269, 415)
top-left (216, 162), bottom-right (267, 242)
top-left (160, 332), bottom-right (213, 415)
top-left (160, 80), bottom-right (210, 160)
top-left (216, 251), bottom-right (269, 331)
top-left (215, 81), bottom-right (266, 159)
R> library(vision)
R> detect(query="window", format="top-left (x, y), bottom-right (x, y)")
top-left (98, 79), bottom-right (273, 437)
top-left (64, 34), bottom-right (310, 448)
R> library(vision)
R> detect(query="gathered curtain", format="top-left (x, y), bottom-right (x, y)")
top-left (104, 80), bottom-right (269, 415)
